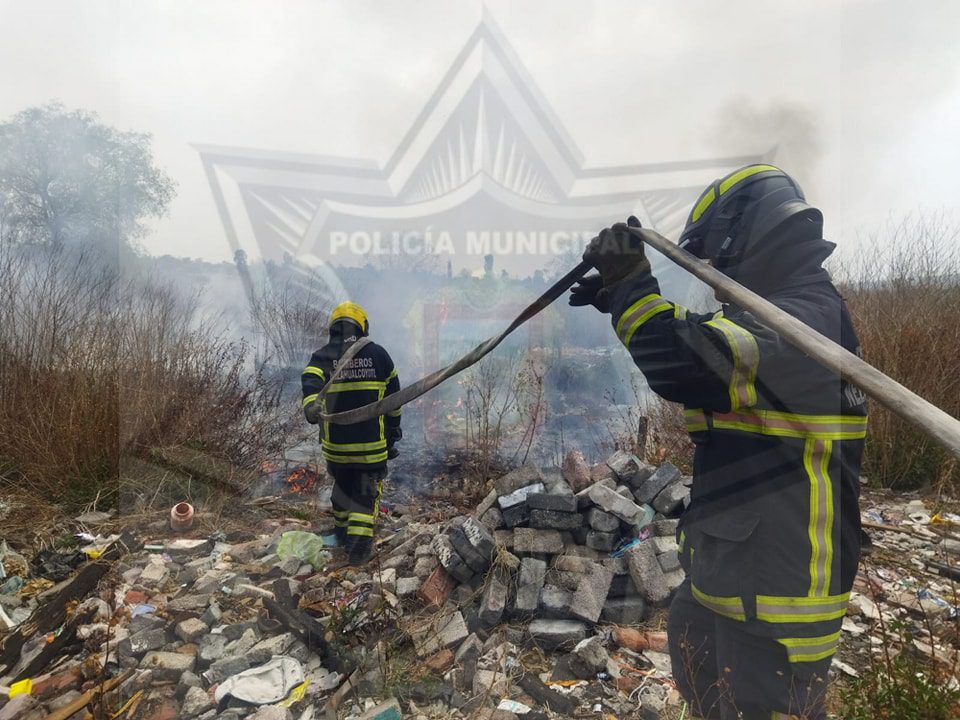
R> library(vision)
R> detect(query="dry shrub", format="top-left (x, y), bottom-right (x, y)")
top-left (837, 214), bottom-right (960, 491)
top-left (0, 243), bottom-right (290, 507)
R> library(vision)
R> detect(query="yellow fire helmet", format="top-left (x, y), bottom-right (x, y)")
top-left (329, 301), bottom-right (369, 333)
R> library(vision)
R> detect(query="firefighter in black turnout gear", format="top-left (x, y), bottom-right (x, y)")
top-left (301, 302), bottom-right (402, 565)
top-left (570, 165), bottom-right (867, 719)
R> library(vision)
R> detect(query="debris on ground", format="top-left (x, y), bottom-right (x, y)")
top-left (0, 453), bottom-right (957, 719)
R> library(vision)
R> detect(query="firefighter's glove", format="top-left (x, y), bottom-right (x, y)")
top-left (387, 446), bottom-right (400, 460)
top-left (568, 273), bottom-right (610, 313)
top-left (386, 427), bottom-right (402, 448)
top-left (582, 215), bottom-right (651, 287)
top-left (304, 399), bottom-right (322, 425)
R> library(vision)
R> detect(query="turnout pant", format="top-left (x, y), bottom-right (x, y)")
top-left (668, 581), bottom-right (830, 720)
top-left (328, 465), bottom-right (385, 556)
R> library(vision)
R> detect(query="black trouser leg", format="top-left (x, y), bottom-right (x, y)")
top-left (329, 469), bottom-right (352, 547)
top-left (344, 468), bottom-right (384, 563)
top-left (668, 581), bottom-right (830, 720)
top-left (668, 581), bottom-right (725, 719)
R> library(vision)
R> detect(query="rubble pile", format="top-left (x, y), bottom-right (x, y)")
top-left (1, 455), bottom-right (958, 719)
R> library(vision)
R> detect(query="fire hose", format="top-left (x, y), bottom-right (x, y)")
top-left (314, 230), bottom-right (960, 463)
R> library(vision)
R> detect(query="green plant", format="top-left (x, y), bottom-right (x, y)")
top-left (838, 651), bottom-right (960, 720)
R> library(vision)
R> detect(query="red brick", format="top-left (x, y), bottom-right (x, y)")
top-left (424, 648), bottom-right (455, 673)
top-left (32, 666), bottom-right (82, 700)
top-left (417, 566), bottom-right (456, 610)
top-left (125, 590), bottom-right (149, 605)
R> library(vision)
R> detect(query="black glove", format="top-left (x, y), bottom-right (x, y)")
top-left (582, 215), bottom-right (650, 287)
top-left (387, 446), bottom-right (400, 460)
top-left (568, 273), bottom-right (610, 312)
top-left (386, 427), bottom-right (402, 448)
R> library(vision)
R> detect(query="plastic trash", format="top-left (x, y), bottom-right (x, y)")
top-left (31, 549), bottom-right (85, 582)
top-left (8, 679), bottom-right (31, 698)
top-left (498, 699), bottom-right (531, 714)
top-left (0, 541), bottom-right (29, 580)
top-left (215, 656), bottom-right (305, 705)
top-left (277, 531), bottom-right (330, 571)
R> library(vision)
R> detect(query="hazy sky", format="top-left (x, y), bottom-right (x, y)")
top-left (2, 0), bottom-right (958, 264)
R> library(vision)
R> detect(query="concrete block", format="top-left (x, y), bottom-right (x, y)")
top-left (585, 530), bottom-right (618, 553)
top-left (479, 571), bottom-right (509, 629)
top-left (513, 527), bottom-right (564, 555)
top-left (570, 635), bottom-right (610, 679)
top-left (601, 596), bottom-right (648, 624)
top-left (539, 584), bottom-right (575, 619)
top-left (653, 481), bottom-right (690, 516)
top-left (625, 540), bottom-right (670, 605)
top-left (501, 503), bottom-right (530, 528)
top-left (479, 507), bottom-right (504, 530)
top-left (570, 564), bottom-right (614, 624)
top-left (495, 464), bottom-right (544, 496)
top-left (578, 483), bottom-right (643, 523)
top-left (515, 557), bottom-right (547, 614)
top-left (585, 507), bottom-right (619, 533)
top-left (528, 619), bottom-right (588, 651)
top-left (529, 509), bottom-right (582, 531)
top-left (650, 518), bottom-right (679, 538)
top-left (432, 535), bottom-right (475, 583)
top-left (141, 651), bottom-right (196, 682)
top-left (528, 493), bottom-right (578, 513)
top-left (605, 450), bottom-right (644, 481)
top-left (633, 462), bottom-right (681, 505)
top-left (657, 550), bottom-right (682, 574)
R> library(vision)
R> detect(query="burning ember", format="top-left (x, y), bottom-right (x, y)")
top-left (286, 466), bottom-right (321, 494)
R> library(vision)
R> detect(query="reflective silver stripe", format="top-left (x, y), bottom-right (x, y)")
top-left (805, 439), bottom-right (833, 596)
top-left (707, 409), bottom-right (867, 440)
top-left (705, 317), bottom-right (759, 410)
top-left (615, 294), bottom-right (672, 346)
top-left (777, 632), bottom-right (841, 663)
top-left (756, 593), bottom-right (849, 623)
top-left (692, 584), bottom-right (746, 621)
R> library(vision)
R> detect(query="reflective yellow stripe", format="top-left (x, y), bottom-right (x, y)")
top-left (386, 368), bottom-right (398, 382)
top-left (322, 450), bottom-right (389, 464)
top-left (691, 186), bottom-right (717, 223)
top-left (755, 592), bottom-right (849, 623)
top-left (692, 408), bottom-right (867, 440)
top-left (327, 381), bottom-right (386, 393)
top-left (674, 305), bottom-right (688, 320)
top-left (302, 393), bottom-right (319, 408)
top-left (615, 294), bottom-right (672, 346)
top-left (684, 408), bottom-right (708, 432)
top-left (691, 584), bottom-right (746, 621)
top-left (705, 317), bottom-right (759, 410)
top-left (387, 408), bottom-right (402, 417)
top-left (719, 164), bottom-right (780, 195)
top-left (777, 631), bottom-right (841, 663)
top-left (805, 439), bottom-right (833, 597)
top-left (347, 527), bottom-right (374, 537)
top-left (350, 513), bottom-right (377, 525)
top-left (323, 439), bottom-right (387, 452)
top-left (302, 366), bottom-right (326, 381)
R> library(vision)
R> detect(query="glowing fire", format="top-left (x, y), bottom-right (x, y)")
top-left (286, 466), bottom-right (320, 494)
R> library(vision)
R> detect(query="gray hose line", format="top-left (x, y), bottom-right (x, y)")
top-left (312, 260), bottom-right (593, 425)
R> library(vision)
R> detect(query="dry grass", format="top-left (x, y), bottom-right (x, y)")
top-left (837, 213), bottom-right (960, 492)
top-left (0, 243), bottom-right (292, 509)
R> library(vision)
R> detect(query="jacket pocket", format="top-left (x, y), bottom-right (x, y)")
top-left (690, 510), bottom-right (760, 621)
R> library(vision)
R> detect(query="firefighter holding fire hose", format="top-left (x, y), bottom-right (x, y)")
top-left (570, 165), bottom-right (867, 719)
top-left (301, 302), bottom-right (402, 565)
